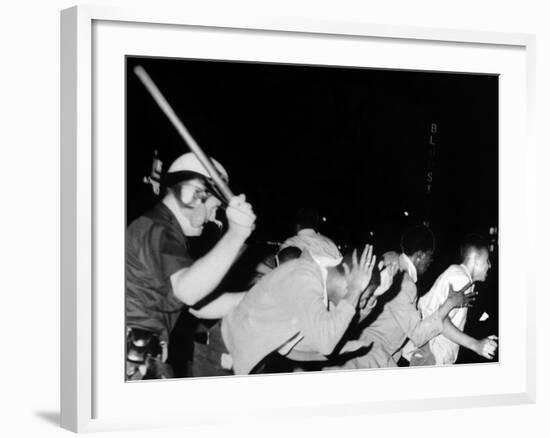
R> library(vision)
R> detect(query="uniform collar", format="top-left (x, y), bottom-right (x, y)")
top-left (154, 202), bottom-right (178, 223)
top-left (148, 202), bottom-right (188, 243)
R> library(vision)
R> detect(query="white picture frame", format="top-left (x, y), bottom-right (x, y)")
top-left (60, 4), bottom-right (536, 433)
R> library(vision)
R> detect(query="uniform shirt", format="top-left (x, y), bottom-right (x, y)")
top-left (126, 203), bottom-right (194, 342)
top-left (221, 252), bottom-right (355, 375)
top-left (417, 264), bottom-right (473, 365)
top-left (342, 253), bottom-right (444, 368)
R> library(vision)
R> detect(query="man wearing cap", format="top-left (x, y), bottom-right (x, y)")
top-left (125, 152), bottom-right (255, 380)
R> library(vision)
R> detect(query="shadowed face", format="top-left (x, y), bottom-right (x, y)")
top-left (326, 267), bottom-right (348, 304)
top-left (326, 265), bottom-right (381, 306)
top-left (413, 249), bottom-right (434, 275)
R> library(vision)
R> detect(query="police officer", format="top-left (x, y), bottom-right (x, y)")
top-left (125, 152), bottom-right (255, 379)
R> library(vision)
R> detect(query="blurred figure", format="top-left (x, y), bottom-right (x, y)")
top-left (276, 246), bottom-right (303, 265)
top-left (280, 207), bottom-right (337, 255)
top-left (250, 207), bottom-right (340, 285)
top-left (222, 245), bottom-right (377, 374)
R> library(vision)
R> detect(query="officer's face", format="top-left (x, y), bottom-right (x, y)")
top-left (178, 179), bottom-right (222, 236)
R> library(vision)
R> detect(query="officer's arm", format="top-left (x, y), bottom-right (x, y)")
top-left (189, 292), bottom-right (246, 319)
top-left (171, 195), bottom-right (255, 306)
top-left (170, 231), bottom-right (247, 306)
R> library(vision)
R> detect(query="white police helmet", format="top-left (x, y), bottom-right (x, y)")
top-left (167, 152), bottom-right (228, 183)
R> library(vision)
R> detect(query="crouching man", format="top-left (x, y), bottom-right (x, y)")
top-left (221, 244), bottom-right (381, 375)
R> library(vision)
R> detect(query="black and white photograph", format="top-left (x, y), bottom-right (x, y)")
top-left (125, 55), bottom-right (499, 381)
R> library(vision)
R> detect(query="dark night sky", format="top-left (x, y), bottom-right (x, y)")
top-left (126, 56), bottom-right (498, 262)
top-left (126, 56), bottom-right (499, 362)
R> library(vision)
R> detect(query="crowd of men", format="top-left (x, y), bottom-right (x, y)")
top-left (125, 153), bottom-right (498, 380)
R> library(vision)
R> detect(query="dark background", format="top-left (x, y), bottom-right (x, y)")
top-left (126, 56), bottom-right (499, 366)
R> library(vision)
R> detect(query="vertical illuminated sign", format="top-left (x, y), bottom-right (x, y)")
top-left (424, 122), bottom-right (437, 227)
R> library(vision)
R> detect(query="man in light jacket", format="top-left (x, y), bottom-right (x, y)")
top-left (222, 244), bottom-right (378, 374)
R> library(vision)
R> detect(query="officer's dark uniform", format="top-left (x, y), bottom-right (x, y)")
top-left (126, 203), bottom-right (193, 379)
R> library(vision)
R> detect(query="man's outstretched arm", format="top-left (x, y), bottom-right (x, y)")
top-left (189, 292), bottom-right (246, 320)
top-left (409, 282), bottom-right (478, 348)
top-left (442, 317), bottom-right (498, 360)
top-left (170, 195), bottom-right (255, 306)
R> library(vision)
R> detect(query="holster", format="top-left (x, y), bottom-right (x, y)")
top-left (126, 327), bottom-right (173, 380)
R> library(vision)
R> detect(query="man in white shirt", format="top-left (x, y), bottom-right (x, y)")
top-left (408, 234), bottom-right (498, 366)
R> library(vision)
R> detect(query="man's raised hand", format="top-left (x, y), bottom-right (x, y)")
top-left (343, 244), bottom-right (376, 304)
top-left (446, 282), bottom-right (478, 309)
